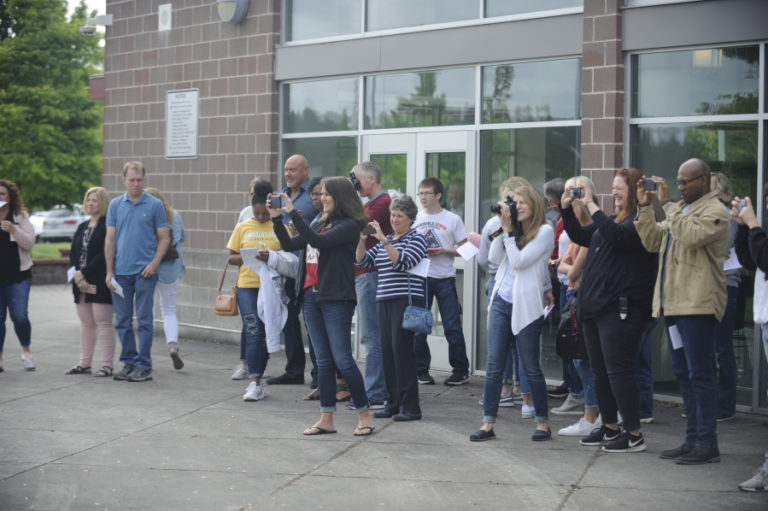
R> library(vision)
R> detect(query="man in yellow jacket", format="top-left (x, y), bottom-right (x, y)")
top-left (635, 158), bottom-right (729, 465)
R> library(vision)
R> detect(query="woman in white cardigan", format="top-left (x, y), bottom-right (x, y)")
top-left (470, 185), bottom-right (554, 442)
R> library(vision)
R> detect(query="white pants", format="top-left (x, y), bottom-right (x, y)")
top-left (155, 279), bottom-right (180, 344)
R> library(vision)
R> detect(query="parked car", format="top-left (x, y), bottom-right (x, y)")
top-left (30, 207), bottom-right (88, 242)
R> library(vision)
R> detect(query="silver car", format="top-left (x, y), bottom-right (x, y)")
top-left (30, 207), bottom-right (87, 242)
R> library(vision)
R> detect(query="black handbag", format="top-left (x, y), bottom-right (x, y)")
top-left (555, 293), bottom-right (587, 360)
top-left (401, 274), bottom-right (433, 335)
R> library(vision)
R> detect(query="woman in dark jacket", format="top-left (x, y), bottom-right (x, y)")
top-left (560, 168), bottom-right (656, 453)
top-left (67, 187), bottom-right (115, 377)
top-left (270, 176), bottom-right (374, 437)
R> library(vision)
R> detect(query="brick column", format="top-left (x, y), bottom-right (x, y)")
top-left (581, 0), bottom-right (624, 211)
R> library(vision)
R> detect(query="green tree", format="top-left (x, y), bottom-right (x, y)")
top-left (0, 0), bottom-right (103, 210)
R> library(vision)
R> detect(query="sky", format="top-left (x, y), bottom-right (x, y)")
top-left (66, 0), bottom-right (107, 20)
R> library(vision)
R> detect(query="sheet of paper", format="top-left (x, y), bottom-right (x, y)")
top-left (543, 303), bottom-right (555, 319)
top-left (723, 247), bottom-right (742, 272)
top-left (240, 247), bottom-right (266, 271)
top-left (66, 266), bottom-right (76, 283)
top-left (457, 241), bottom-right (479, 261)
top-left (407, 258), bottom-right (430, 278)
top-left (0, 201), bottom-right (6, 208)
top-left (110, 278), bottom-right (124, 298)
top-left (668, 324), bottom-right (683, 350)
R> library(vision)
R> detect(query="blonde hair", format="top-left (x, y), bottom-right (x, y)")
top-left (564, 176), bottom-right (596, 226)
top-left (500, 176), bottom-right (532, 201)
top-left (145, 187), bottom-right (174, 224)
top-left (711, 172), bottom-right (734, 206)
top-left (511, 185), bottom-right (547, 248)
top-left (83, 186), bottom-right (110, 218)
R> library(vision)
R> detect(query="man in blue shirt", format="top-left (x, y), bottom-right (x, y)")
top-left (267, 154), bottom-right (317, 385)
top-left (105, 161), bottom-right (170, 382)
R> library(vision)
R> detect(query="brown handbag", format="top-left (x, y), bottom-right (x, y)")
top-left (162, 229), bottom-right (180, 262)
top-left (214, 259), bottom-right (238, 316)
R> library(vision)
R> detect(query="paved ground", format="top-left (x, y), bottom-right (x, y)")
top-left (0, 285), bottom-right (767, 510)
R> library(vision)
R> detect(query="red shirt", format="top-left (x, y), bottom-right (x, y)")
top-left (550, 215), bottom-right (563, 260)
top-left (355, 192), bottom-right (393, 275)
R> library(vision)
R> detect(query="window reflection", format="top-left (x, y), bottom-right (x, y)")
top-left (285, 0), bottom-right (360, 41)
top-left (632, 46), bottom-right (759, 118)
top-left (485, 0), bottom-right (582, 17)
top-left (365, 69), bottom-right (475, 129)
top-left (283, 78), bottom-right (359, 133)
top-left (370, 153), bottom-right (407, 194)
top-left (366, 0), bottom-right (477, 31)
top-left (283, 137), bottom-right (358, 178)
top-left (482, 59), bottom-right (581, 123)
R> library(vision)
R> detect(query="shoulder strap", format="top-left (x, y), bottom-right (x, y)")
top-left (218, 258), bottom-right (238, 292)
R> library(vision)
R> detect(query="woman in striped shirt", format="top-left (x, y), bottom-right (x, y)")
top-left (356, 194), bottom-right (428, 422)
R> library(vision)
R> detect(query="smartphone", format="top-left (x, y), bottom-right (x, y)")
top-left (570, 187), bottom-right (582, 199)
top-left (361, 224), bottom-right (376, 236)
top-left (739, 199), bottom-right (747, 212)
top-left (269, 195), bottom-right (282, 209)
top-left (643, 178), bottom-right (657, 191)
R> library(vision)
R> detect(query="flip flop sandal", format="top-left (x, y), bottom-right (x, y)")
top-left (303, 425), bottom-right (337, 436)
top-left (65, 365), bottom-right (91, 375)
top-left (303, 389), bottom-right (320, 401)
top-left (353, 425), bottom-right (375, 437)
top-left (93, 366), bottom-right (113, 377)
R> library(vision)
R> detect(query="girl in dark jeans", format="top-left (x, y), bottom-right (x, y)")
top-left (561, 168), bottom-right (656, 453)
top-left (270, 176), bottom-right (374, 437)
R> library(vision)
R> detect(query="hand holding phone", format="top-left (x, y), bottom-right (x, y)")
top-left (269, 195), bottom-right (282, 209)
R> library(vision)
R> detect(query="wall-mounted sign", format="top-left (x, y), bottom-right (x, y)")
top-left (165, 89), bottom-right (198, 159)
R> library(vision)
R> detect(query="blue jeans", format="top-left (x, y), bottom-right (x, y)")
top-left (666, 315), bottom-right (719, 449)
top-left (0, 277), bottom-right (32, 353)
top-left (414, 277), bottom-right (470, 375)
top-left (237, 287), bottom-right (268, 379)
top-left (356, 271), bottom-right (387, 403)
top-left (635, 317), bottom-right (658, 419)
top-left (112, 273), bottom-right (157, 370)
top-left (488, 273), bottom-right (519, 385)
top-left (561, 284), bottom-right (582, 395)
top-left (302, 290), bottom-right (368, 413)
top-left (714, 286), bottom-right (738, 416)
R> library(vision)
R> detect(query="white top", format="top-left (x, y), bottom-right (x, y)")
top-left (413, 208), bottom-right (468, 279)
top-left (556, 230), bottom-right (570, 286)
top-left (478, 216), bottom-right (501, 274)
top-left (237, 205), bottom-right (253, 224)
top-left (489, 223), bottom-right (554, 335)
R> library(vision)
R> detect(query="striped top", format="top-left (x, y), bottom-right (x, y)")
top-left (358, 229), bottom-right (428, 302)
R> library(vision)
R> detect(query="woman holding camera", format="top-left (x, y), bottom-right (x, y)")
top-left (270, 177), bottom-right (374, 437)
top-left (561, 168), bottom-right (656, 453)
top-left (470, 185), bottom-right (554, 442)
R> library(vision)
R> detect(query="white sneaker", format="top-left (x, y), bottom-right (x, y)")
top-left (521, 404), bottom-right (534, 419)
top-left (551, 393), bottom-right (585, 415)
top-left (231, 364), bottom-right (248, 380)
top-left (558, 416), bottom-right (602, 437)
top-left (243, 381), bottom-right (265, 401)
top-left (21, 352), bottom-right (35, 371)
top-left (739, 466), bottom-right (768, 492)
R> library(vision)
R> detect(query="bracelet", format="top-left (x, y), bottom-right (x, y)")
top-left (502, 232), bottom-right (510, 239)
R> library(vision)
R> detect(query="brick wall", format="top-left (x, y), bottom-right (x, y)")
top-left (102, 0), bottom-right (281, 341)
top-left (581, 0), bottom-right (624, 211)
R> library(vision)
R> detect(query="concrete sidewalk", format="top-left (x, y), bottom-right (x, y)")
top-left (0, 285), bottom-right (766, 510)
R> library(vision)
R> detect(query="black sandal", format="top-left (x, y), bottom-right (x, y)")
top-left (65, 365), bottom-right (91, 375)
top-left (93, 366), bottom-right (113, 377)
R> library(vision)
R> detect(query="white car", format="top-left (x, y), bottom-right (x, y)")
top-left (30, 208), bottom-right (87, 242)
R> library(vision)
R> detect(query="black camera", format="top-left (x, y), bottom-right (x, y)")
top-left (349, 170), bottom-right (361, 192)
top-left (643, 178), bottom-right (657, 191)
top-left (491, 199), bottom-right (517, 222)
top-left (570, 187), bottom-right (582, 199)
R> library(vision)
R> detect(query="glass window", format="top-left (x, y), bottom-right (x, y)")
top-left (475, 126), bottom-right (581, 372)
top-left (426, 152), bottom-right (466, 217)
top-left (366, 0), bottom-right (477, 31)
top-left (370, 153), bottom-right (407, 194)
top-left (632, 46), bottom-right (759, 118)
top-left (482, 59), bottom-right (582, 123)
top-left (365, 68), bottom-right (475, 129)
top-left (285, 0), bottom-right (361, 41)
top-left (283, 78), bottom-right (359, 133)
top-left (283, 136), bottom-right (359, 178)
top-left (486, 0), bottom-right (582, 17)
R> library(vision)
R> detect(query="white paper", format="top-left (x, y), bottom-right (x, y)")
top-left (668, 324), bottom-right (683, 350)
top-left (723, 247), bottom-right (742, 272)
top-left (543, 303), bottom-right (555, 319)
top-left (240, 247), bottom-right (266, 271)
top-left (407, 258), bottom-right (431, 278)
top-left (0, 201), bottom-right (6, 208)
top-left (456, 241), bottom-right (479, 261)
top-left (66, 266), bottom-right (76, 283)
top-left (110, 278), bottom-right (124, 298)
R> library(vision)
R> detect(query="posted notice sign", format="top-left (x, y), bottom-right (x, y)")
top-left (165, 89), bottom-right (199, 159)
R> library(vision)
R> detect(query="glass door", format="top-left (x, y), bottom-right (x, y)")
top-left (360, 131), bottom-right (478, 374)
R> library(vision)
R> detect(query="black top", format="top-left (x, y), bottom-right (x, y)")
top-left (272, 210), bottom-right (360, 304)
top-left (561, 206), bottom-right (656, 320)
top-left (69, 217), bottom-right (112, 304)
top-left (0, 211), bottom-right (27, 286)
top-left (735, 225), bottom-right (768, 276)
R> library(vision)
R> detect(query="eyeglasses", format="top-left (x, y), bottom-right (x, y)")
top-left (417, 192), bottom-right (435, 197)
top-left (675, 174), bottom-right (705, 187)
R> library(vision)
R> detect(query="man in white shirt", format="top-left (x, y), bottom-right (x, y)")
top-left (412, 177), bottom-right (470, 385)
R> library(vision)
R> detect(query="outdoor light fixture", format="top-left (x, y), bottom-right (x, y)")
top-left (216, 0), bottom-right (249, 23)
top-left (80, 14), bottom-right (113, 36)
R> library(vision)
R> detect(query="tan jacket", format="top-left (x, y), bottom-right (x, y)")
top-left (8, 211), bottom-right (35, 271)
top-left (634, 190), bottom-right (729, 321)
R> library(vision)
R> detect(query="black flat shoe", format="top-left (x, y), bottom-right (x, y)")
top-left (531, 427), bottom-right (552, 441)
top-left (374, 409), bottom-right (397, 419)
top-left (469, 429), bottom-right (495, 442)
top-left (393, 413), bottom-right (422, 422)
